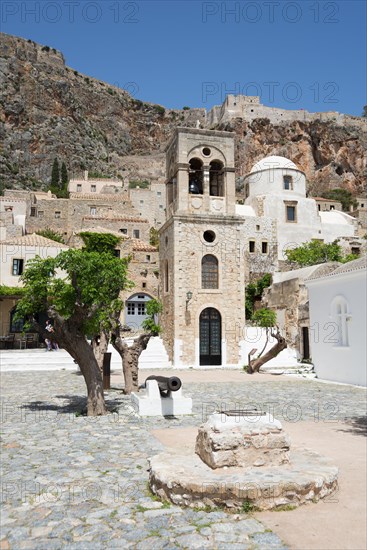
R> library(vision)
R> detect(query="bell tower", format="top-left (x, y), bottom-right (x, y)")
top-left (159, 128), bottom-right (246, 368)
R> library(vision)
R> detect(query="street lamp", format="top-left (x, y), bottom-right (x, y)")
top-left (186, 291), bottom-right (193, 309)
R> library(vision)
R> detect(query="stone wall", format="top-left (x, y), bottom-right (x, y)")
top-left (207, 95), bottom-right (366, 130)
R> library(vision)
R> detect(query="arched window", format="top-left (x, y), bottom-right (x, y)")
top-left (331, 296), bottom-right (350, 347)
top-left (202, 255), bottom-right (218, 289)
top-left (209, 160), bottom-right (224, 197)
top-left (188, 158), bottom-right (203, 194)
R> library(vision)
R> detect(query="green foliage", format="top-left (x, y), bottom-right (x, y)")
top-left (41, 45), bottom-right (50, 52)
top-left (129, 179), bottom-right (150, 189)
top-left (36, 228), bottom-right (65, 244)
top-left (284, 239), bottom-right (357, 267)
top-left (15, 250), bottom-right (133, 336)
top-left (149, 227), bottom-right (159, 248)
top-left (51, 158), bottom-right (60, 187)
top-left (321, 188), bottom-right (357, 212)
top-left (80, 232), bottom-right (121, 254)
top-left (141, 299), bottom-right (162, 335)
top-left (0, 285), bottom-right (26, 296)
top-left (153, 105), bottom-right (165, 116)
top-left (245, 273), bottom-right (272, 319)
top-left (362, 106), bottom-right (367, 118)
top-left (241, 500), bottom-right (255, 513)
top-left (183, 106), bottom-right (190, 110)
top-left (252, 308), bottom-right (276, 328)
top-left (61, 162), bottom-right (68, 186)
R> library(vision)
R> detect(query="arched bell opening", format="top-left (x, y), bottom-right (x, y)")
top-left (189, 158), bottom-right (203, 194)
top-left (209, 160), bottom-right (224, 197)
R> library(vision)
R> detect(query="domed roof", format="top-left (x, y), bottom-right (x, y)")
top-left (250, 156), bottom-right (299, 173)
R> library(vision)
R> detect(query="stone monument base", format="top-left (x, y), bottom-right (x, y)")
top-left (131, 380), bottom-right (192, 416)
top-left (149, 448), bottom-right (338, 511)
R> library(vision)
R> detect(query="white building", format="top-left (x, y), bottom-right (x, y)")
top-left (306, 257), bottom-right (367, 386)
top-left (240, 156), bottom-right (358, 264)
top-left (0, 234), bottom-right (68, 337)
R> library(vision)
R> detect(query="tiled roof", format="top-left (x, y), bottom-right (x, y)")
top-left (131, 239), bottom-right (157, 252)
top-left (307, 256), bottom-right (366, 281)
top-left (70, 193), bottom-right (129, 201)
top-left (312, 197), bottom-right (341, 202)
top-left (0, 197), bottom-right (27, 203)
top-left (1, 233), bottom-right (69, 248)
top-left (83, 216), bottom-right (148, 223)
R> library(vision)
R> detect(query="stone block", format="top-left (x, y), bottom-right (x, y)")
top-left (195, 413), bottom-right (290, 469)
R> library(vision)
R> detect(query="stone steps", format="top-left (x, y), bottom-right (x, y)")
top-left (0, 337), bottom-right (172, 372)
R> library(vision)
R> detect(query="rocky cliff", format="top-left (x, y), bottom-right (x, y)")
top-left (0, 33), bottom-right (366, 195)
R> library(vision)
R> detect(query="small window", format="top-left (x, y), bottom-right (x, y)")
top-left (262, 242), bottom-right (268, 254)
top-left (5, 206), bottom-right (13, 212)
top-left (119, 228), bottom-right (127, 234)
top-left (76, 184), bottom-right (82, 192)
top-left (38, 211), bottom-right (44, 218)
top-left (133, 229), bottom-right (140, 239)
top-left (256, 225), bottom-right (260, 231)
top-left (55, 211), bottom-right (61, 219)
top-left (203, 230), bottom-right (216, 243)
top-left (318, 204), bottom-right (321, 211)
top-left (283, 176), bottom-right (293, 190)
top-left (140, 200), bottom-right (144, 205)
top-left (90, 207), bottom-right (96, 215)
top-left (159, 205), bottom-right (163, 209)
top-left (330, 205), bottom-right (335, 210)
top-left (361, 203), bottom-right (364, 208)
top-left (351, 247), bottom-right (360, 256)
top-left (12, 259), bottom-right (24, 276)
top-left (127, 303), bottom-right (135, 315)
top-left (286, 205), bottom-right (296, 222)
top-left (249, 240), bottom-right (255, 253)
top-left (157, 191), bottom-right (162, 196)
top-left (137, 303), bottom-right (146, 315)
top-left (146, 255), bottom-right (151, 261)
top-left (202, 255), bottom-right (218, 289)
top-left (142, 282), bottom-right (147, 288)
top-left (91, 185), bottom-right (96, 192)
top-left (30, 207), bottom-right (37, 217)
top-left (114, 249), bottom-right (120, 258)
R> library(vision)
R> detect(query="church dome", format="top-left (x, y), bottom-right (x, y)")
top-left (250, 156), bottom-right (299, 173)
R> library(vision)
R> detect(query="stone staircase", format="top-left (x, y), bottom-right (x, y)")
top-left (0, 337), bottom-right (171, 372)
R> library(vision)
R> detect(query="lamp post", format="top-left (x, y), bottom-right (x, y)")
top-left (186, 291), bottom-right (193, 309)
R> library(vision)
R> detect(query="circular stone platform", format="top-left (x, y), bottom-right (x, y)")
top-left (149, 447), bottom-right (338, 511)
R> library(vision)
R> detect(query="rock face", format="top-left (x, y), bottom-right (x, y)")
top-left (1, 32), bottom-right (366, 195)
top-left (195, 413), bottom-right (290, 469)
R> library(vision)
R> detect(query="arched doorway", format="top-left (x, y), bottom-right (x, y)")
top-left (199, 308), bottom-right (221, 365)
top-left (125, 293), bottom-right (152, 330)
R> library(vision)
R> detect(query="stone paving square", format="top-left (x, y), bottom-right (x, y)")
top-left (1, 368), bottom-right (366, 549)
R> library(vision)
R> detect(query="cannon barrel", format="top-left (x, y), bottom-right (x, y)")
top-left (145, 375), bottom-right (182, 395)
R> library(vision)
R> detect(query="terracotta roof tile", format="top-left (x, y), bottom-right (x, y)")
top-left (1, 233), bottom-right (69, 248)
top-left (70, 193), bottom-right (128, 201)
top-left (83, 216), bottom-right (148, 223)
top-left (131, 239), bottom-right (157, 252)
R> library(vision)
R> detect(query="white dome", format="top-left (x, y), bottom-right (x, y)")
top-left (250, 156), bottom-right (299, 173)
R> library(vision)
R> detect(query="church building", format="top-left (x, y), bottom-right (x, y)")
top-left (159, 128), bottom-right (247, 368)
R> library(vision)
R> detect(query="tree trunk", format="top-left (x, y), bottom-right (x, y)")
top-left (248, 328), bottom-right (287, 374)
top-left (91, 331), bottom-right (110, 373)
top-left (112, 333), bottom-right (152, 394)
top-left (32, 314), bottom-right (107, 416)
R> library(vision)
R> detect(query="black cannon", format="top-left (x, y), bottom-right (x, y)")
top-left (144, 375), bottom-right (182, 397)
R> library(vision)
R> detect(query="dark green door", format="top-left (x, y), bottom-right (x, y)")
top-left (200, 308), bottom-right (221, 366)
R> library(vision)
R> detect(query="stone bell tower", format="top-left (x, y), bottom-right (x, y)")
top-left (159, 128), bottom-right (246, 368)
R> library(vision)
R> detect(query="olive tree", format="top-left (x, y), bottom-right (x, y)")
top-left (247, 308), bottom-right (287, 374)
top-left (15, 249), bottom-right (132, 416)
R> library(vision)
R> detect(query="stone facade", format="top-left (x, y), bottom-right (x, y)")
top-left (159, 128), bottom-right (246, 367)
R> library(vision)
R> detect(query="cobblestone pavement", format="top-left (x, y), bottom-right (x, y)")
top-left (1, 371), bottom-right (366, 549)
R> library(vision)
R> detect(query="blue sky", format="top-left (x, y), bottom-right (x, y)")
top-left (1, 0), bottom-right (366, 115)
